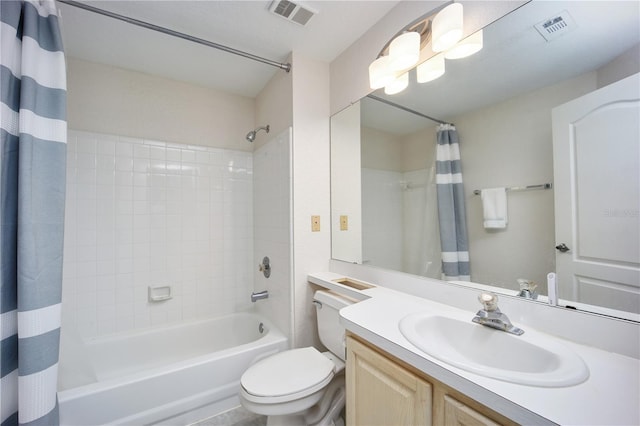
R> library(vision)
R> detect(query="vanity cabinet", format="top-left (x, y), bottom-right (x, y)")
top-left (346, 334), bottom-right (432, 425)
top-left (346, 334), bottom-right (516, 426)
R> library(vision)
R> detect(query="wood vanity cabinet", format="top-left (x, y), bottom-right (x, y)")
top-left (346, 334), bottom-right (518, 426)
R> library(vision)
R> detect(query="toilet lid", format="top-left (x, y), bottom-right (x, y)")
top-left (241, 347), bottom-right (335, 398)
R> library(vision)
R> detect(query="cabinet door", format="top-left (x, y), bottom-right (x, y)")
top-left (346, 336), bottom-right (432, 426)
top-left (438, 393), bottom-right (501, 426)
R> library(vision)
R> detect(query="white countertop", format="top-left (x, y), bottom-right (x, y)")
top-left (309, 272), bottom-right (640, 426)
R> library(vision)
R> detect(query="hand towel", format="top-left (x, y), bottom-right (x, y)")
top-left (481, 187), bottom-right (508, 229)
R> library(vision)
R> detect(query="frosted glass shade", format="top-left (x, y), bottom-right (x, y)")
top-left (368, 56), bottom-right (395, 89)
top-left (445, 30), bottom-right (483, 59)
top-left (417, 54), bottom-right (445, 83)
top-left (384, 72), bottom-right (409, 95)
top-left (432, 3), bottom-right (463, 52)
top-left (389, 31), bottom-right (420, 71)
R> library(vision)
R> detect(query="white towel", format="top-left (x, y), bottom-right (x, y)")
top-left (481, 188), bottom-right (508, 229)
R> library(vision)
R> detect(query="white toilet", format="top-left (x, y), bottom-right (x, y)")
top-left (239, 290), bottom-right (353, 426)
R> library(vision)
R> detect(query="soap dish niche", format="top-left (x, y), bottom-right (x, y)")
top-left (148, 285), bottom-right (172, 302)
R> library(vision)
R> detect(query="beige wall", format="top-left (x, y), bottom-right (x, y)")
top-left (255, 54), bottom-right (294, 150)
top-left (597, 43), bottom-right (640, 89)
top-left (361, 127), bottom-right (403, 171)
top-left (402, 127), bottom-right (437, 172)
top-left (361, 126), bottom-right (436, 173)
top-left (67, 58), bottom-right (255, 151)
top-left (290, 52), bottom-right (331, 349)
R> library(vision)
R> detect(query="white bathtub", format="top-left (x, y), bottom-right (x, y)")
top-left (57, 312), bottom-right (287, 425)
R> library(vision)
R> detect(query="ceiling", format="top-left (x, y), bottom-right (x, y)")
top-left (362, 0), bottom-right (640, 135)
top-left (58, 0), bottom-right (400, 98)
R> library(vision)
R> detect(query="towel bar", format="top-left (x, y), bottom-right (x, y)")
top-left (473, 183), bottom-right (552, 195)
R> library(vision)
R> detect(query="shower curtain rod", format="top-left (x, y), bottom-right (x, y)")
top-left (57, 0), bottom-right (292, 73)
top-left (366, 95), bottom-right (452, 126)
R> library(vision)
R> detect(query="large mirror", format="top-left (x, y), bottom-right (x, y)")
top-left (330, 0), bottom-right (640, 320)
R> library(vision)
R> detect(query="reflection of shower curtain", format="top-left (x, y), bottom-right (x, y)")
top-left (402, 167), bottom-right (441, 279)
top-left (1, 1), bottom-right (67, 424)
top-left (436, 124), bottom-right (470, 281)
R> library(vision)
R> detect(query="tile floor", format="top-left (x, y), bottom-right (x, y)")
top-left (191, 406), bottom-right (266, 426)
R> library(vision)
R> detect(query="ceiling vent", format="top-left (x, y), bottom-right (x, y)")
top-left (534, 11), bottom-right (577, 42)
top-left (269, 0), bottom-right (316, 26)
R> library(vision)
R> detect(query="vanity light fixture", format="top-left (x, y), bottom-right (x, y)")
top-left (367, 6), bottom-right (435, 93)
top-left (368, 2), bottom-right (482, 94)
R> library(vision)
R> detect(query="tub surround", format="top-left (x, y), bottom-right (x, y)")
top-left (63, 130), bottom-right (255, 339)
top-left (308, 272), bottom-right (640, 425)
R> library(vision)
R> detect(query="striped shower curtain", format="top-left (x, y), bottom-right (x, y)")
top-left (1, 1), bottom-right (67, 425)
top-left (435, 124), bottom-right (470, 281)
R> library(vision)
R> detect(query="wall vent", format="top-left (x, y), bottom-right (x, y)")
top-left (269, 0), bottom-right (316, 26)
top-left (534, 10), bottom-right (577, 42)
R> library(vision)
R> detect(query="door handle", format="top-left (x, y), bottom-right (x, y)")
top-left (555, 243), bottom-right (570, 252)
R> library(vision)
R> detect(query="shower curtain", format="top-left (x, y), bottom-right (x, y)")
top-left (1, 1), bottom-right (67, 425)
top-left (435, 124), bottom-right (470, 281)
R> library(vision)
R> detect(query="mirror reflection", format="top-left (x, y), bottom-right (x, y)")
top-left (330, 0), bottom-right (640, 319)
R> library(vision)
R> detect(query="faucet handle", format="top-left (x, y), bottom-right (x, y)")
top-left (517, 278), bottom-right (537, 292)
top-left (478, 292), bottom-right (499, 312)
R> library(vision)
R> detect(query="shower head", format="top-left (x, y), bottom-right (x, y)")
top-left (246, 125), bottom-right (270, 143)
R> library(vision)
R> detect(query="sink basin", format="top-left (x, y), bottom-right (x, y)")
top-left (399, 313), bottom-right (589, 387)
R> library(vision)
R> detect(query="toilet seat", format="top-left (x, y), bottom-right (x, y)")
top-left (241, 347), bottom-right (336, 404)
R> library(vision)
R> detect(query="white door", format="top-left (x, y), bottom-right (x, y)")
top-left (552, 73), bottom-right (640, 314)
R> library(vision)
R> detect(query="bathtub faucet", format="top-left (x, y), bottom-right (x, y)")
top-left (251, 290), bottom-right (269, 303)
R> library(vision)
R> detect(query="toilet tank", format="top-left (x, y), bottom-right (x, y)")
top-left (313, 290), bottom-right (355, 361)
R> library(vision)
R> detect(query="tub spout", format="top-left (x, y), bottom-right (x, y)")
top-left (251, 290), bottom-right (269, 303)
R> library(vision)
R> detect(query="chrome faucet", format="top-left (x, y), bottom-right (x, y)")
top-left (472, 292), bottom-right (524, 335)
top-left (516, 279), bottom-right (538, 300)
top-left (251, 290), bottom-right (269, 303)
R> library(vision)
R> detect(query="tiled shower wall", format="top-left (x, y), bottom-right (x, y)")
top-left (362, 167), bottom-right (440, 278)
top-left (62, 130), bottom-right (254, 339)
top-left (362, 168), bottom-right (403, 271)
top-left (253, 129), bottom-right (293, 342)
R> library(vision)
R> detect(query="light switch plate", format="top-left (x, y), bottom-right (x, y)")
top-left (311, 215), bottom-right (320, 232)
top-left (340, 215), bottom-right (348, 231)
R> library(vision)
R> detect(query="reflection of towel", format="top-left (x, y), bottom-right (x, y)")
top-left (481, 188), bottom-right (508, 229)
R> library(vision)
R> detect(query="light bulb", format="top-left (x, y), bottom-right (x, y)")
top-left (417, 53), bottom-right (445, 83)
top-left (432, 3), bottom-right (463, 52)
top-left (368, 56), bottom-right (395, 90)
top-left (384, 72), bottom-right (409, 95)
top-left (445, 30), bottom-right (483, 59)
top-left (388, 31), bottom-right (420, 71)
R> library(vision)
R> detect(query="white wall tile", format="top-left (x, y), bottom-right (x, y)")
top-left (116, 141), bottom-right (133, 158)
top-left (63, 129), bottom-right (254, 338)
